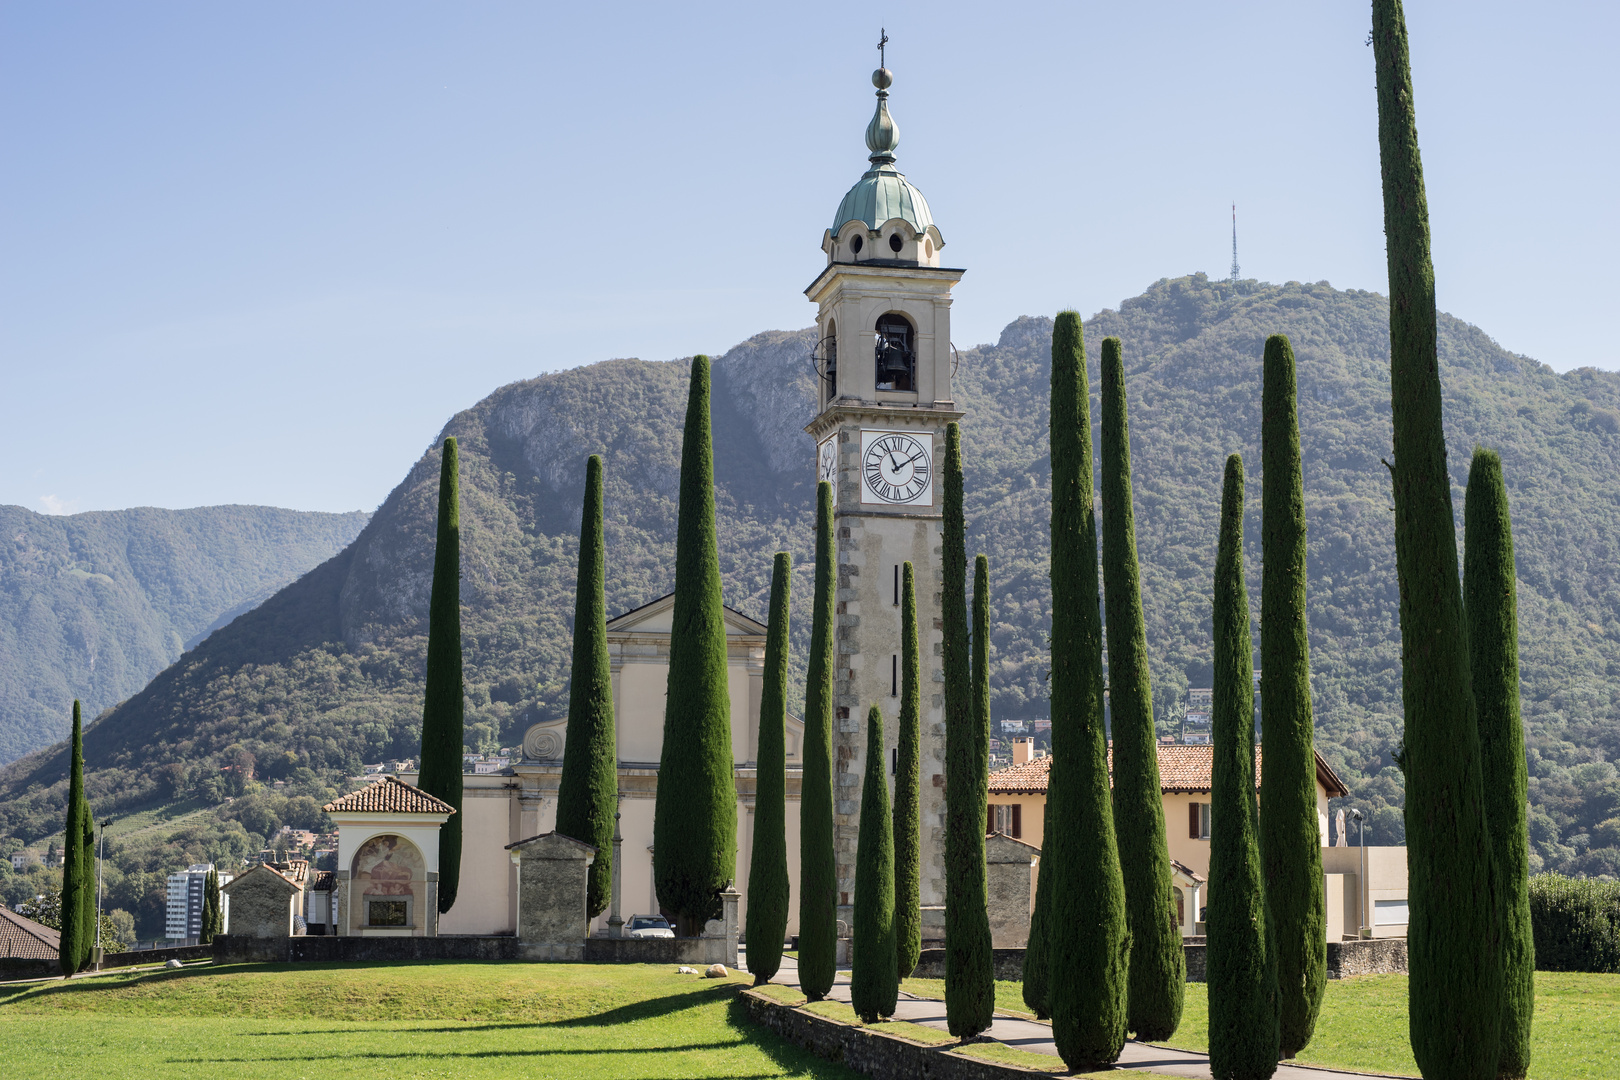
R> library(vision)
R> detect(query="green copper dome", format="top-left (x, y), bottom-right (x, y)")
top-left (830, 68), bottom-right (940, 242)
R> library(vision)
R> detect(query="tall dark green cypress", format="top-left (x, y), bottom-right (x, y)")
top-left (556, 454), bottom-right (618, 919)
top-left (417, 436), bottom-right (465, 913)
top-left (1464, 448), bottom-right (1534, 1080)
top-left (59, 701), bottom-right (91, 974)
top-left (1373, 6), bottom-right (1502, 1076)
top-left (852, 702), bottom-right (899, 1021)
top-left (1099, 336), bottom-right (1184, 1041)
top-left (747, 552), bottom-right (793, 986)
top-left (200, 869), bottom-right (222, 944)
top-left (1207, 454), bottom-right (1279, 1080)
top-left (943, 423), bottom-right (993, 1037)
top-left (893, 561), bottom-right (922, 981)
top-left (798, 480), bottom-right (838, 1000)
top-left (1257, 334), bottom-right (1326, 1058)
top-left (1047, 311), bottom-right (1130, 1070)
top-left (654, 355), bottom-right (737, 932)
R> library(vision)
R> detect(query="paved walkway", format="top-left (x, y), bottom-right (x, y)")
top-left (742, 950), bottom-right (1405, 1080)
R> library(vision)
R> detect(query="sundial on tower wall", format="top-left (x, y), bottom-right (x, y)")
top-left (803, 43), bottom-right (963, 921)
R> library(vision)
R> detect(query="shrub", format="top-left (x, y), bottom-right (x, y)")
top-left (1528, 875), bottom-right (1620, 973)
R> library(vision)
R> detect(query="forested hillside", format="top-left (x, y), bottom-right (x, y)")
top-left (0, 505), bottom-right (370, 763)
top-left (2, 275), bottom-right (1617, 879)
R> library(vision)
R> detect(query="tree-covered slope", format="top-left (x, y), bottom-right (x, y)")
top-left (0, 505), bottom-right (370, 763)
top-left (2, 276), bottom-right (1617, 877)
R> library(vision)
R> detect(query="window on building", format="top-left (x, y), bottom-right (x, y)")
top-left (1374, 900), bottom-right (1409, 926)
top-left (990, 803), bottom-right (1022, 839)
top-left (874, 314), bottom-right (915, 392)
top-left (1189, 801), bottom-right (1211, 840)
top-left (368, 899), bottom-right (408, 927)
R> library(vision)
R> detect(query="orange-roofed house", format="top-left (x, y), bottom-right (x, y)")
top-left (987, 737), bottom-right (1385, 939)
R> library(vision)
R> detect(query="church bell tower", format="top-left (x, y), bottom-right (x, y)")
top-left (804, 56), bottom-right (963, 920)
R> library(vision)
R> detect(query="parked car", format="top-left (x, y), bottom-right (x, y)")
top-left (627, 914), bottom-right (674, 939)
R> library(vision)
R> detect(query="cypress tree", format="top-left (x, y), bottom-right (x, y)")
top-left (1372, 6), bottom-right (1503, 1076)
top-left (894, 560), bottom-right (922, 981)
top-left (556, 454), bottom-right (618, 919)
top-left (852, 702), bottom-right (899, 1021)
top-left (1099, 336), bottom-right (1185, 1041)
top-left (1207, 454), bottom-right (1279, 1080)
top-left (1257, 334), bottom-right (1326, 1058)
top-left (1047, 310), bottom-right (1130, 1070)
top-left (417, 436), bottom-right (465, 913)
top-left (200, 869), bottom-right (222, 944)
top-left (943, 423), bottom-right (994, 1038)
top-left (798, 480), bottom-right (838, 1000)
top-left (59, 701), bottom-right (91, 974)
top-left (1464, 448), bottom-right (1534, 1080)
top-left (748, 552), bottom-right (793, 985)
top-left (654, 355), bottom-right (737, 933)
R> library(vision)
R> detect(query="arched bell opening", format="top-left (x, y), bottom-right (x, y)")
top-left (874, 312), bottom-right (915, 393)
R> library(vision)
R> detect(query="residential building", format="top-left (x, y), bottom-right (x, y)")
top-left (165, 864), bottom-right (231, 942)
top-left (984, 740), bottom-right (1394, 938)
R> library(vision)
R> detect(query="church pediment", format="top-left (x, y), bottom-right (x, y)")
top-left (605, 593), bottom-right (768, 638)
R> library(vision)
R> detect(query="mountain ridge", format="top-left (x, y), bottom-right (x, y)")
top-left (2, 274), bottom-right (1617, 878)
top-left (0, 503), bottom-right (371, 763)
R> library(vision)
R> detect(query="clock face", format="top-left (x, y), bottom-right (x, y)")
top-left (817, 436), bottom-right (838, 487)
top-left (861, 430), bottom-right (933, 505)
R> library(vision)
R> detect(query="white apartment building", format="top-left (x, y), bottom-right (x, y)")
top-left (165, 863), bottom-right (230, 942)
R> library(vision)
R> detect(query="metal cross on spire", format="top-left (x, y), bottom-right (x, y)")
top-left (878, 28), bottom-right (888, 69)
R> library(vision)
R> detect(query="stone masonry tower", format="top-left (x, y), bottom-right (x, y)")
top-left (803, 60), bottom-right (963, 926)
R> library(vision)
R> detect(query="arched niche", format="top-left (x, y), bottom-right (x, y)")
top-left (874, 312), bottom-right (916, 393)
top-left (351, 833), bottom-right (426, 932)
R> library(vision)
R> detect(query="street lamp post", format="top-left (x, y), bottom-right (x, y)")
top-left (94, 817), bottom-right (113, 969)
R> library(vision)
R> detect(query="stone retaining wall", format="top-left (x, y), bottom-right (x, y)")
top-left (213, 934), bottom-right (522, 964)
top-left (912, 938), bottom-right (1406, 985)
top-left (739, 988), bottom-right (1048, 1078)
top-left (584, 936), bottom-right (732, 965)
top-left (103, 944), bottom-right (213, 969)
top-left (910, 948), bottom-right (1028, 982)
top-left (1327, 937), bottom-right (1407, 978)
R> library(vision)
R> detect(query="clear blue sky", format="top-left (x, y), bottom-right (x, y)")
top-left (3, 2), bottom-right (1614, 514)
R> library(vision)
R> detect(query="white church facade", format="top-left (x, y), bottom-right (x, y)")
top-left (404, 595), bottom-right (808, 938)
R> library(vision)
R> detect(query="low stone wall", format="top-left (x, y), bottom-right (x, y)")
top-left (739, 988), bottom-right (1047, 1079)
top-left (1, 943), bottom-right (216, 982)
top-left (913, 937), bottom-right (1405, 985)
top-left (1327, 937), bottom-right (1407, 978)
top-left (910, 948), bottom-right (1027, 982)
top-left (213, 934), bottom-right (522, 965)
top-left (103, 944), bottom-right (213, 969)
top-left (0, 957), bottom-right (56, 981)
top-left (584, 936), bottom-right (732, 966)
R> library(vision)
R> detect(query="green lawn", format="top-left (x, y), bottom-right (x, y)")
top-left (0, 961), bottom-right (860, 1079)
top-left (898, 972), bottom-right (1617, 1080)
top-left (901, 976), bottom-right (1033, 1018)
top-left (1160, 973), bottom-right (1617, 1079)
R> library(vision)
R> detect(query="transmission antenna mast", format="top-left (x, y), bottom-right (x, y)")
top-left (1229, 203), bottom-right (1241, 286)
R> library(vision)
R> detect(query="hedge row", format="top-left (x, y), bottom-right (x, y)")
top-left (1528, 874), bottom-right (1620, 973)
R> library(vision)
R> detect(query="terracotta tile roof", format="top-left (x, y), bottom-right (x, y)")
top-left (309, 870), bottom-right (335, 892)
top-left (323, 775), bottom-right (456, 815)
top-left (0, 904), bottom-right (62, 960)
top-left (988, 743), bottom-right (1349, 798)
top-left (264, 860), bottom-right (309, 887)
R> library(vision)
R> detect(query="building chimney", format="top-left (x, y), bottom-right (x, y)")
top-left (1013, 737), bottom-right (1034, 766)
